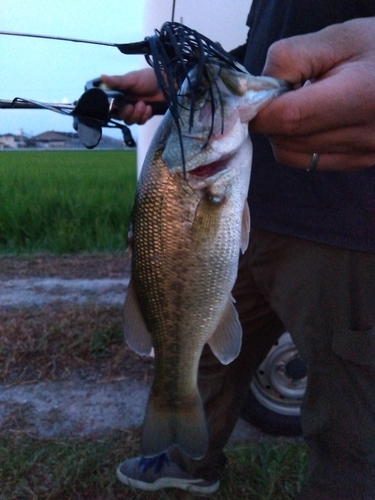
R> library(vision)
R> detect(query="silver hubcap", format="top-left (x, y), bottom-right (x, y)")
top-left (250, 332), bottom-right (307, 416)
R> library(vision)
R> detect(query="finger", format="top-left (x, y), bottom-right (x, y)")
top-left (270, 145), bottom-right (375, 172)
top-left (101, 74), bottom-right (130, 91)
top-left (254, 21), bottom-right (375, 137)
top-left (120, 102), bottom-right (153, 125)
top-left (102, 68), bottom-right (162, 100)
top-left (266, 124), bottom-right (375, 156)
top-left (101, 72), bottom-right (149, 97)
top-left (252, 66), bottom-right (375, 137)
top-left (262, 20), bottom-right (372, 83)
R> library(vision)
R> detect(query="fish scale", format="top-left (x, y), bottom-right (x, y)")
top-left (125, 136), bottom-right (250, 458)
top-left (123, 63), bottom-right (290, 459)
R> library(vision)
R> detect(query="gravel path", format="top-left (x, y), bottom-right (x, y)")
top-left (0, 255), bottom-right (259, 442)
top-left (0, 277), bottom-right (129, 308)
top-left (0, 376), bottom-right (149, 438)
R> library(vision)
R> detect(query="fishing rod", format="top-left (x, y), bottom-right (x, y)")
top-left (0, 30), bottom-right (151, 54)
top-left (0, 78), bottom-right (167, 149)
top-left (0, 100), bottom-right (74, 111)
top-left (0, 25), bottom-right (241, 67)
top-left (0, 23), bottom-right (244, 151)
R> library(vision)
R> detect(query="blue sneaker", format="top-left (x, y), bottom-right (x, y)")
top-left (116, 453), bottom-right (220, 494)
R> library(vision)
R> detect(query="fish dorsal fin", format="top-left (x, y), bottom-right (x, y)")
top-left (207, 296), bottom-right (242, 365)
top-left (241, 200), bottom-right (251, 253)
top-left (123, 279), bottom-right (153, 356)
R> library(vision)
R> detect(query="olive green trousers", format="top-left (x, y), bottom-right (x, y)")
top-left (171, 228), bottom-right (375, 499)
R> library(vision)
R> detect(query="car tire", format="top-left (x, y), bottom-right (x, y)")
top-left (240, 332), bottom-right (307, 437)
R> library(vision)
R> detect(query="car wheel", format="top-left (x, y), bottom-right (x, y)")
top-left (241, 332), bottom-right (307, 437)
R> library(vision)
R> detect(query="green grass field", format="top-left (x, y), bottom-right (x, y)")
top-left (0, 150), bottom-right (137, 254)
top-left (0, 433), bottom-right (307, 499)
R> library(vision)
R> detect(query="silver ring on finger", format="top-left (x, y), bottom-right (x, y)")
top-left (307, 152), bottom-right (320, 172)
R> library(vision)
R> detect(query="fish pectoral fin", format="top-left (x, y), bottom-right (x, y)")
top-left (240, 200), bottom-right (251, 253)
top-left (141, 391), bottom-right (208, 460)
top-left (207, 297), bottom-right (242, 365)
top-left (123, 279), bottom-right (153, 356)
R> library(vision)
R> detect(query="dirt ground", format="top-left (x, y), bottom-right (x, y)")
top-left (0, 253), bottom-right (258, 442)
top-left (0, 253), bottom-right (131, 279)
top-left (0, 253), bottom-right (153, 439)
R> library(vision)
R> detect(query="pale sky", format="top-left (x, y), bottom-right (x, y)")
top-left (0, 0), bottom-right (148, 139)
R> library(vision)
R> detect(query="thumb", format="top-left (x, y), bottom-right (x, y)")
top-left (261, 19), bottom-right (372, 84)
top-left (100, 74), bottom-right (129, 91)
top-left (262, 34), bottom-right (335, 85)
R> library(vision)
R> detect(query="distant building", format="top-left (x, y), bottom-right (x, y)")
top-left (28, 131), bottom-right (69, 149)
top-left (0, 130), bottom-right (131, 150)
top-left (0, 132), bottom-right (27, 149)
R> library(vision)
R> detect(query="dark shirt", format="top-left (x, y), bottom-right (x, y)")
top-left (242, 0), bottom-right (375, 252)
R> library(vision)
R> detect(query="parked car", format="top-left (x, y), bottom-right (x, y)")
top-left (241, 332), bottom-right (307, 437)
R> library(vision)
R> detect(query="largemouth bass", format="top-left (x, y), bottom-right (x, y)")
top-left (124, 62), bottom-right (289, 459)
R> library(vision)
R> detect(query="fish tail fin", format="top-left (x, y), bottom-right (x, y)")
top-left (141, 391), bottom-right (208, 460)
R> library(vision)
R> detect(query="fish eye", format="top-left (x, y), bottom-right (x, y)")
top-left (192, 80), bottom-right (209, 94)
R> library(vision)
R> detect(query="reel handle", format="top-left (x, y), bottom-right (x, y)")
top-left (86, 78), bottom-right (168, 116)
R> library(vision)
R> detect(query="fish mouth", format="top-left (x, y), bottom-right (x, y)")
top-left (164, 114), bottom-right (248, 175)
top-left (188, 157), bottom-right (229, 179)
